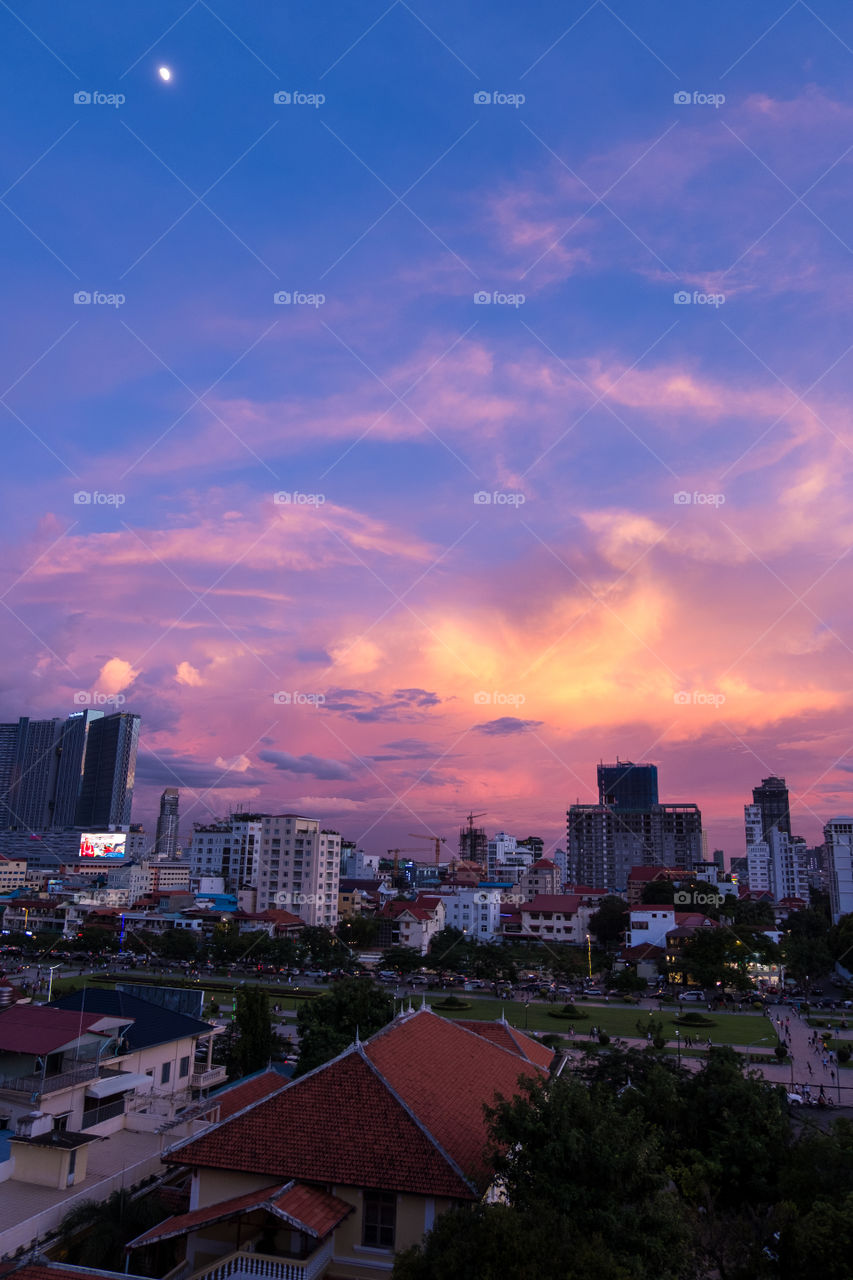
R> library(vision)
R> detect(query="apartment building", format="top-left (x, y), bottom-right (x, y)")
top-left (256, 816), bottom-right (341, 928)
top-left (189, 815), bottom-right (264, 893)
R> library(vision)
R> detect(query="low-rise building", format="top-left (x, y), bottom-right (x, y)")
top-left (376, 896), bottom-right (445, 954)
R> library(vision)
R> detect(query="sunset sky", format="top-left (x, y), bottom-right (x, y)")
top-left (3, 1), bottom-right (853, 860)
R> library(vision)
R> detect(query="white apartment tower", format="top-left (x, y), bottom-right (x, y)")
top-left (189, 814), bottom-right (264, 892)
top-left (825, 817), bottom-right (853, 924)
top-left (745, 803), bottom-right (808, 901)
top-left (257, 815), bottom-right (341, 928)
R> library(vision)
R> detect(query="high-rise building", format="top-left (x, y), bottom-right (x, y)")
top-left (256, 815), bottom-right (341, 927)
top-left (752, 776), bottom-right (791, 841)
top-left (155, 788), bottom-right (180, 858)
top-left (597, 761), bottom-right (659, 811)
top-left (189, 813), bottom-right (265, 891)
top-left (745, 804), bottom-right (808, 900)
top-left (0, 716), bottom-right (66, 829)
top-left (486, 831), bottom-right (517, 879)
top-left (53, 710), bottom-right (105, 827)
top-left (75, 711), bottom-right (140, 827)
top-left (459, 815), bottom-right (487, 864)
top-left (825, 817), bottom-right (853, 924)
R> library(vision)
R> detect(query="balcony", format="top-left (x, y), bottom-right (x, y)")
top-left (81, 1096), bottom-right (126, 1129)
top-left (189, 1242), bottom-right (333, 1280)
top-left (190, 1064), bottom-right (228, 1089)
top-left (1, 1061), bottom-right (100, 1097)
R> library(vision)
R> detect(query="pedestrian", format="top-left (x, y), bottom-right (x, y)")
top-left (707, 1036), bottom-right (712, 1048)
top-left (808, 1062), bottom-right (813, 1076)
top-left (831, 1069), bottom-right (836, 1084)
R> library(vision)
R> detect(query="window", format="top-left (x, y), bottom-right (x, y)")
top-left (161, 1061), bottom-right (171, 1084)
top-left (179, 1055), bottom-right (190, 1078)
top-left (362, 1191), bottom-right (396, 1248)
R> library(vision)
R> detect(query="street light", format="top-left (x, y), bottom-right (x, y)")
top-left (676, 1026), bottom-right (681, 1068)
top-left (586, 934), bottom-right (592, 980)
top-left (46, 963), bottom-right (62, 1003)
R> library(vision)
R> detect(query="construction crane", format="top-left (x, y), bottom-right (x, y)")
top-left (385, 847), bottom-right (422, 874)
top-left (407, 833), bottom-right (447, 865)
top-left (459, 811), bottom-right (488, 865)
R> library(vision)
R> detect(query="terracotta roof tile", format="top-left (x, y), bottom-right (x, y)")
top-left (208, 1069), bottom-right (288, 1121)
top-left (166, 1049), bottom-right (476, 1199)
top-left (454, 1020), bottom-right (554, 1070)
top-left (274, 1183), bottom-right (354, 1237)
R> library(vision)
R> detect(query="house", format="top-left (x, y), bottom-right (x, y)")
top-left (231, 909), bottom-right (305, 938)
top-left (515, 893), bottom-right (604, 945)
top-left (518, 859), bottom-right (560, 900)
top-left (53, 988), bottom-right (226, 1102)
top-left (626, 867), bottom-right (681, 906)
top-left (126, 1009), bottom-right (552, 1280)
top-left (614, 943), bottom-right (666, 981)
top-left (375, 895), bottom-right (445, 954)
top-left (628, 906), bottom-right (719, 949)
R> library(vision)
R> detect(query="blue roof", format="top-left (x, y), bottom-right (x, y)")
top-left (53, 988), bottom-right (212, 1051)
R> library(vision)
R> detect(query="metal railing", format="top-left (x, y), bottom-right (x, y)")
top-left (1, 1061), bottom-right (100, 1096)
top-left (80, 1096), bottom-right (127, 1129)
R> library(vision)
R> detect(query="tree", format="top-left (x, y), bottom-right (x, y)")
top-left (159, 928), bottom-right (200, 961)
top-left (338, 915), bottom-right (380, 947)
top-left (295, 977), bottom-right (393, 1076)
top-left (783, 925), bottom-right (832, 986)
top-left (428, 926), bottom-right (474, 970)
top-left (59, 1189), bottom-right (167, 1271)
top-left (381, 946), bottom-right (425, 975)
top-left (588, 896), bottom-right (629, 947)
top-left (225, 986), bottom-right (275, 1079)
top-left (299, 926), bottom-right (340, 966)
top-left (78, 925), bottom-right (119, 953)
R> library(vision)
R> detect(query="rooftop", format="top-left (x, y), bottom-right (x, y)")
top-left (53, 989), bottom-right (212, 1052)
top-left (0, 1006), bottom-right (122, 1055)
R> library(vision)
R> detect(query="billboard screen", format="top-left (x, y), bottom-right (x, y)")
top-left (79, 832), bottom-right (126, 859)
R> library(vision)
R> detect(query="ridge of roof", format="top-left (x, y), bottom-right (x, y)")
top-left (355, 1039), bottom-right (480, 1196)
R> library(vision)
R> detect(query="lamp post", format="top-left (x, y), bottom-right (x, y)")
top-left (676, 1026), bottom-right (681, 1068)
top-left (586, 934), bottom-right (592, 980)
top-left (46, 963), bottom-right (61, 1003)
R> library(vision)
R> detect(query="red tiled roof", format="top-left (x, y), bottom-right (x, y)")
top-left (166, 1048), bottom-right (477, 1199)
top-left (627, 867), bottom-right (680, 881)
top-left (631, 905), bottom-right (676, 913)
top-left (10, 1268), bottom-right (140, 1280)
top-left (0, 1006), bottom-right (116, 1054)
top-left (206, 1069), bottom-right (287, 1121)
top-left (519, 894), bottom-right (581, 914)
top-left (528, 858), bottom-right (557, 870)
top-left (619, 944), bottom-right (666, 960)
top-left (364, 1011), bottom-right (546, 1187)
top-left (454, 1020), bottom-right (554, 1070)
top-left (129, 1180), bottom-right (353, 1248)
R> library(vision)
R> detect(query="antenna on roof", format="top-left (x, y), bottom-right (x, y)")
top-left (354, 1025), bottom-right (361, 1048)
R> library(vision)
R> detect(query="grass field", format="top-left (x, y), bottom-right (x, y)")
top-left (430, 997), bottom-right (778, 1047)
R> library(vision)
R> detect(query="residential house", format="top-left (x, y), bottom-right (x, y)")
top-left (518, 859), bottom-right (559, 900)
top-left (376, 896), bottom-right (445, 954)
top-left (125, 1009), bottom-right (553, 1280)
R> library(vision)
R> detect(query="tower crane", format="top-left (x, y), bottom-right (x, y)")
top-left (407, 833), bottom-right (447, 865)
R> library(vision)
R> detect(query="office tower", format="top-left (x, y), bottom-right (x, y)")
top-left (75, 711), bottom-right (140, 827)
top-left (487, 831), bottom-right (517, 879)
top-left (256, 815), bottom-right (341, 927)
top-left (825, 817), bottom-right (853, 924)
top-left (597, 761), bottom-right (659, 811)
top-left (189, 813), bottom-right (265, 891)
top-left (0, 716), bottom-right (65, 830)
top-left (752, 776), bottom-right (791, 840)
top-left (155, 788), bottom-right (180, 858)
top-left (52, 709), bottom-right (105, 827)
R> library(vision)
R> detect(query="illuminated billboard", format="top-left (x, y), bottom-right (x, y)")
top-left (79, 832), bottom-right (126, 859)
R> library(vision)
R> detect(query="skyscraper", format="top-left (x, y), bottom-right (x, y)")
top-left (825, 817), bottom-right (853, 924)
top-left (597, 761), bottom-right (659, 811)
top-left (752, 776), bottom-right (791, 840)
top-left (75, 711), bottom-right (141, 827)
top-left (155, 787), bottom-right (180, 858)
top-left (0, 716), bottom-right (64, 830)
top-left (52, 709), bottom-right (105, 827)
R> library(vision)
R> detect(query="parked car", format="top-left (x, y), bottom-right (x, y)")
top-left (678, 991), bottom-right (705, 1002)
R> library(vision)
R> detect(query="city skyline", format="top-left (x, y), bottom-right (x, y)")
top-left (4, 5), bottom-right (853, 855)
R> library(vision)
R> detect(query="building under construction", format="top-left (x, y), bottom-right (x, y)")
top-left (459, 811), bottom-right (487, 864)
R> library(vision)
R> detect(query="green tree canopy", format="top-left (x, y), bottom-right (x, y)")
top-left (295, 977), bottom-right (394, 1076)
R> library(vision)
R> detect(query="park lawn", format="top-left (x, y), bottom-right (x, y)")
top-left (431, 997), bottom-right (778, 1047)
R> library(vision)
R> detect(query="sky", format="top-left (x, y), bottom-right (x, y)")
top-left (2, 1), bottom-right (853, 861)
